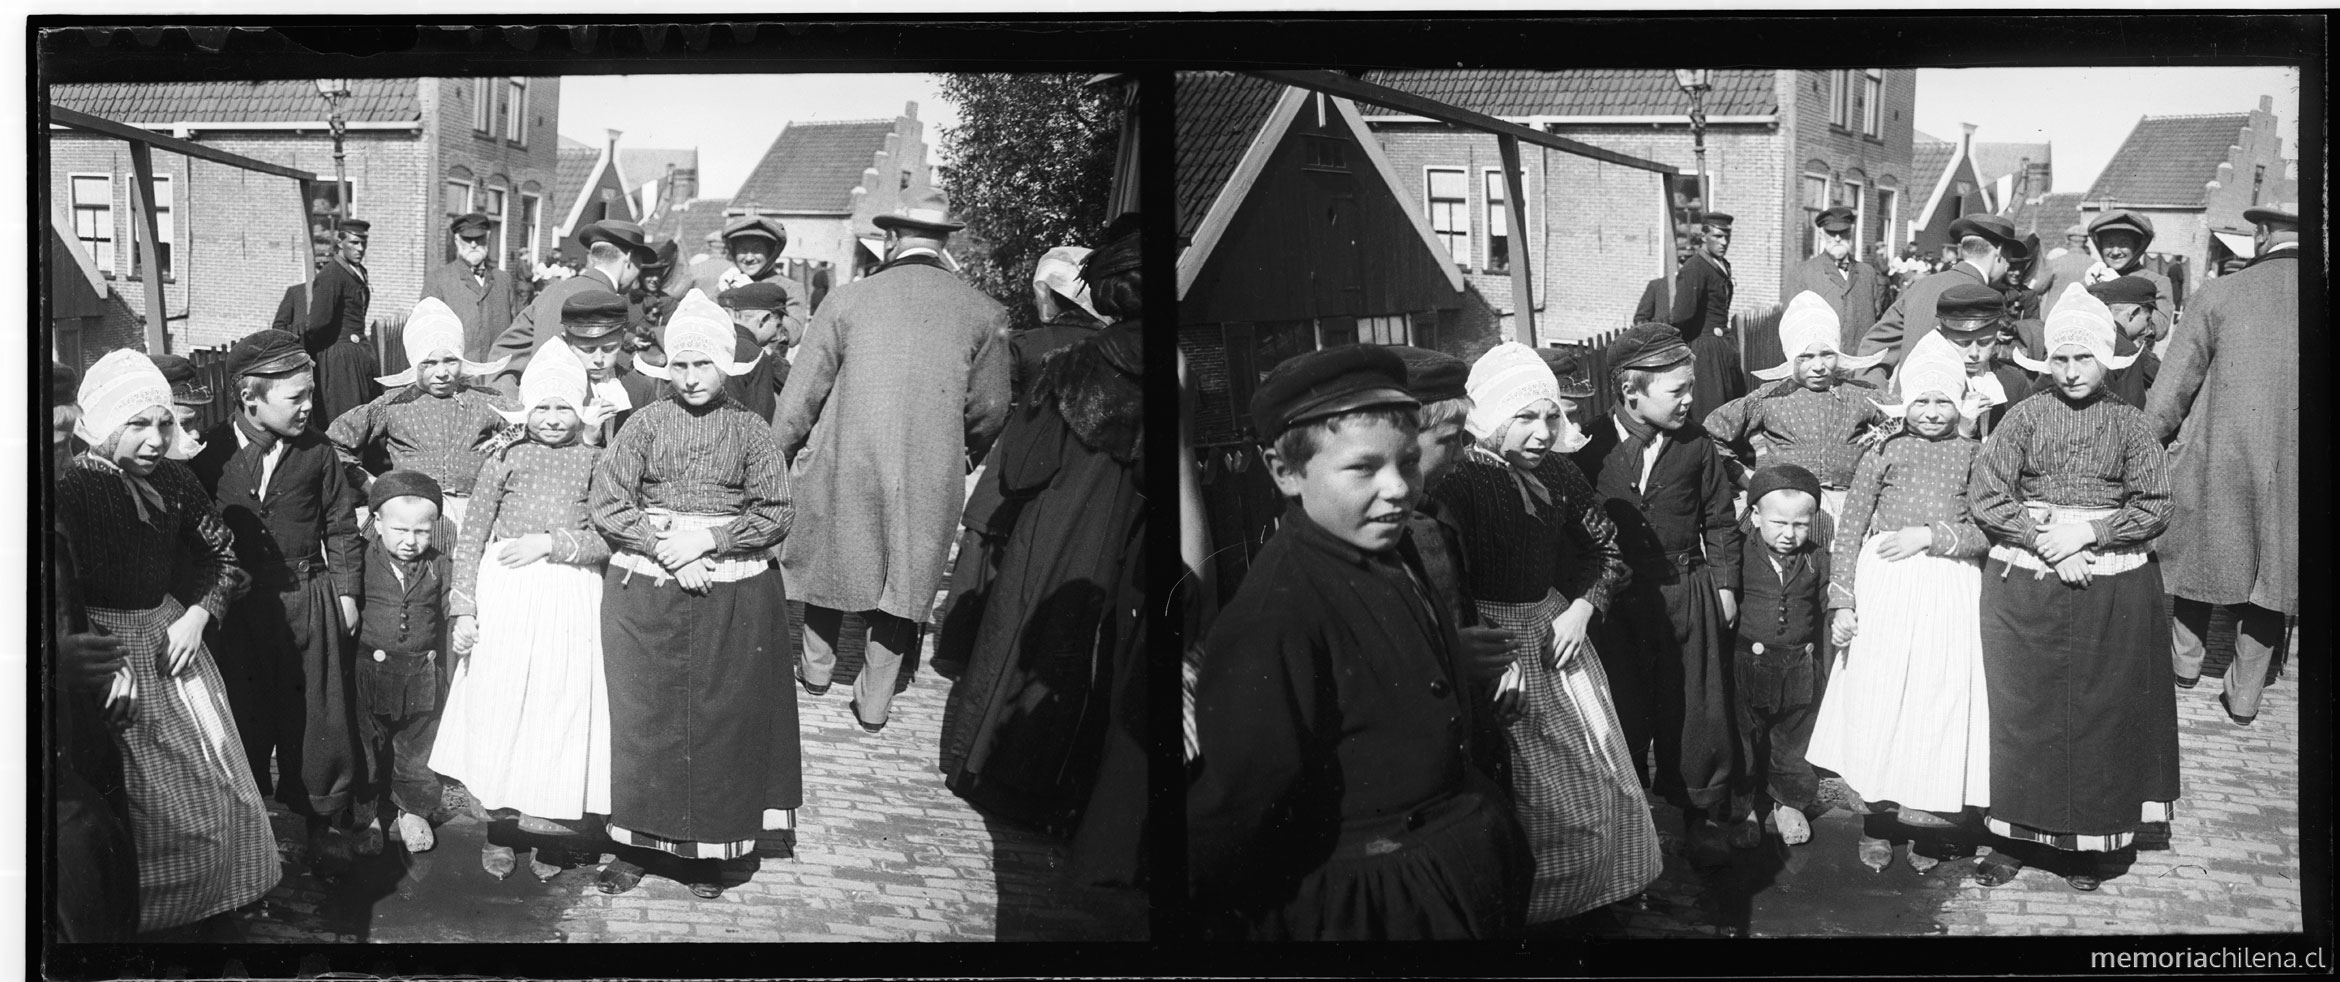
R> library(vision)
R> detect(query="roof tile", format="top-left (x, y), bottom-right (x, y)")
top-left (730, 119), bottom-right (897, 215)
top-left (1174, 71), bottom-right (1285, 240)
top-left (48, 79), bottom-right (422, 125)
top-left (1358, 68), bottom-right (1778, 118)
top-left (2086, 113), bottom-right (2251, 208)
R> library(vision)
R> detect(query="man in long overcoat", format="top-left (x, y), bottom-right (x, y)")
top-left (420, 212), bottom-right (520, 366)
top-left (2145, 203), bottom-right (2299, 726)
top-left (305, 219), bottom-right (381, 428)
top-left (774, 187), bottom-right (1012, 730)
top-left (1787, 206), bottom-right (1888, 353)
top-left (1852, 213), bottom-right (2018, 386)
top-left (1668, 212), bottom-right (1745, 420)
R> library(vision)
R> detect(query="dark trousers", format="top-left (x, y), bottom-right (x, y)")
top-left (356, 647), bottom-right (445, 822)
top-left (1734, 638), bottom-right (1819, 814)
top-left (215, 568), bottom-right (364, 821)
top-left (800, 606), bottom-right (919, 725)
top-left (2171, 598), bottom-right (2287, 719)
top-left (1598, 564), bottom-right (1736, 816)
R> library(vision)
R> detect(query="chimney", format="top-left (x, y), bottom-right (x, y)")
top-left (903, 100), bottom-right (919, 120)
top-left (2259, 94), bottom-right (2273, 113)
top-left (606, 128), bottom-right (622, 151)
top-left (1959, 122), bottom-right (1977, 156)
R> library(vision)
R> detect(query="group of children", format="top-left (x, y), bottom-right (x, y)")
top-left (1188, 269), bottom-right (2183, 938)
top-left (53, 279), bottom-right (823, 937)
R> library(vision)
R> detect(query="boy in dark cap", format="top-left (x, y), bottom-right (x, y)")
top-left (1574, 322), bottom-right (1744, 867)
top-left (2082, 274), bottom-right (2162, 407)
top-left (189, 329), bottom-right (372, 872)
top-left (1932, 283), bottom-right (2035, 440)
top-left (1730, 463), bottom-right (1831, 849)
top-left (1187, 344), bottom-right (1530, 940)
top-left (354, 470), bottom-right (455, 853)
top-left (716, 281), bottom-right (794, 422)
top-left (559, 288), bottom-right (661, 441)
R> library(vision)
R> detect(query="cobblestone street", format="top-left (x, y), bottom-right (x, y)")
top-left (232, 605), bottom-right (1150, 944)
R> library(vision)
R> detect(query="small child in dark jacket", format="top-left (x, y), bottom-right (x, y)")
top-left (1731, 463), bottom-right (1832, 850)
top-left (355, 470), bottom-right (455, 853)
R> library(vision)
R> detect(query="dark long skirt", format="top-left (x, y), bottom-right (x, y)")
top-left (1233, 789), bottom-right (1530, 941)
top-left (602, 565), bottom-right (799, 853)
top-left (1981, 556), bottom-right (2180, 838)
top-left (1596, 563), bottom-right (1736, 813)
top-left (214, 568), bottom-right (365, 820)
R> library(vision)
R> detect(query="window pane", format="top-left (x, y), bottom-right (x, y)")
top-left (1484, 170), bottom-right (1507, 204)
top-left (1428, 169), bottom-right (1465, 200)
top-left (445, 182), bottom-right (471, 215)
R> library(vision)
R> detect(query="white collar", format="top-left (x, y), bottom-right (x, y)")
top-left (894, 245), bottom-right (943, 261)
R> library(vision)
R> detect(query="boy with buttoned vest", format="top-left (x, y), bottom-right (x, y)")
top-left (352, 470), bottom-right (455, 854)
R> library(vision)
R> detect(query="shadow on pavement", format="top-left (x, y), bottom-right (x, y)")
top-left (978, 810), bottom-right (1148, 941)
top-left (249, 806), bottom-right (590, 944)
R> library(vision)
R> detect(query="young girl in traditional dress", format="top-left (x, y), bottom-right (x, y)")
top-left (1437, 342), bottom-right (1659, 925)
top-left (432, 340), bottom-right (611, 881)
top-left (1967, 283), bottom-right (2177, 892)
top-left (59, 350), bottom-right (278, 935)
top-left (1806, 331), bottom-right (1993, 872)
top-left (327, 297), bottom-right (514, 537)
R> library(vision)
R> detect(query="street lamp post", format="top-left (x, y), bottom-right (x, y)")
top-left (1673, 69), bottom-right (1713, 216)
top-left (315, 78), bottom-right (352, 227)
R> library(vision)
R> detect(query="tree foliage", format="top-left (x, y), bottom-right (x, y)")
top-left (935, 73), bottom-right (1120, 330)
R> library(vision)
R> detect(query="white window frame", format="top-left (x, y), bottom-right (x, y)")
top-left (486, 184), bottom-right (510, 265)
top-left (1425, 166), bottom-right (1470, 269)
top-left (1862, 69), bottom-right (1885, 137)
top-left (1482, 167), bottom-right (1514, 273)
top-left (1828, 70), bottom-right (1850, 129)
top-left (1844, 179), bottom-right (1866, 259)
top-left (1877, 186), bottom-right (1900, 252)
top-left (1801, 172), bottom-right (1830, 258)
top-left (504, 78), bottom-right (528, 144)
top-left (1359, 314), bottom-right (1410, 345)
top-left (129, 173), bottom-right (174, 281)
top-left (472, 77), bottom-right (493, 133)
top-left (69, 172), bottom-right (114, 275)
top-left (520, 191), bottom-right (543, 265)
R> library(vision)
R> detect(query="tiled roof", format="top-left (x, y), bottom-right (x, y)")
top-left (1970, 141), bottom-right (2050, 184)
top-left (730, 119), bottom-right (896, 215)
top-left (2087, 113), bottom-right (2251, 207)
top-left (1175, 71), bottom-right (1287, 241)
top-left (1358, 69), bottom-right (1778, 118)
top-left (619, 148), bottom-right (697, 193)
top-left (2009, 192), bottom-right (2086, 239)
top-left (644, 197), bottom-right (734, 251)
top-left (48, 79), bottom-right (421, 124)
top-left (552, 138), bottom-right (600, 226)
top-left (1910, 137), bottom-right (1957, 203)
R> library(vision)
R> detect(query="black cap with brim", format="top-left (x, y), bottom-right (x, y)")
top-left (1946, 214), bottom-right (2019, 250)
top-left (337, 218), bottom-right (372, 237)
top-left (2242, 205), bottom-right (2299, 228)
top-left (1934, 283), bottom-right (2006, 338)
top-left (577, 220), bottom-right (660, 265)
top-left (451, 212), bottom-right (492, 239)
top-left (1813, 205), bottom-right (1856, 232)
top-left (561, 287), bottom-right (633, 341)
top-left (228, 329), bottom-right (315, 378)
top-left (1385, 344), bottom-right (1468, 404)
top-left (1249, 344), bottom-right (1418, 444)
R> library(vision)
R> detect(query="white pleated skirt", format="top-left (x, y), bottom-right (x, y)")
top-left (430, 548), bottom-right (612, 820)
top-left (1807, 535), bottom-right (1990, 814)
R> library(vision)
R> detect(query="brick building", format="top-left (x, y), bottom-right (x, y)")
top-left (725, 104), bottom-right (930, 281)
top-left (47, 77), bottom-right (562, 358)
top-left (2082, 95), bottom-right (2295, 302)
top-left (1362, 68), bottom-right (1917, 333)
top-left (549, 130), bottom-right (640, 260)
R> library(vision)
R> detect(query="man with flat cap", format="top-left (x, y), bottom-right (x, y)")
top-left (422, 212), bottom-right (521, 370)
top-left (2147, 202), bottom-right (2298, 729)
top-left (305, 219), bottom-right (382, 429)
top-left (2080, 274), bottom-right (2163, 408)
top-left (1668, 212), bottom-right (1746, 421)
top-left (1787, 206), bottom-right (1888, 355)
top-left (492, 219), bottom-right (659, 385)
top-left (553, 287), bottom-right (661, 443)
top-left (1854, 213), bottom-right (2021, 386)
top-left (698, 215), bottom-right (810, 344)
top-left (2062, 209), bottom-right (2174, 341)
top-left (716, 281), bottom-right (794, 423)
top-left (776, 186), bottom-right (1011, 731)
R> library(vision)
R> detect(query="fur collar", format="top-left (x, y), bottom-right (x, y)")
top-left (1033, 322), bottom-right (1142, 463)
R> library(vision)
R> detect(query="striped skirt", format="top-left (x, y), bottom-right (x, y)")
top-left (1807, 535), bottom-right (1990, 814)
top-left (430, 548), bottom-right (611, 821)
top-left (89, 600), bottom-right (279, 932)
top-left (1478, 590), bottom-right (1662, 923)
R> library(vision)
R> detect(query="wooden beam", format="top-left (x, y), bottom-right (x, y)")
top-left (48, 106), bottom-right (318, 183)
top-left (126, 142), bottom-right (168, 354)
top-left (1497, 134), bottom-right (1535, 346)
top-left (1244, 70), bottom-right (1679, 175)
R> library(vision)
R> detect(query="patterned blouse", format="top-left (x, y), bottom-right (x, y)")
top-left (327, 384), bottom-right (512, 495)
top-left (56, 457), bottom-right (239, 620)
top-left (1827, 433), bottom-right (1990, 608)
top-left (1703, 379), bottom-right (1887, 488)
top-left (588, 394), bottom-right (794, 559)
top-left (449, 441), bottom-right (610, 618)
top-left (1968, 391), bottom-right (2172, 553)
top-left (1433, 447), bottom-right (1628, 609)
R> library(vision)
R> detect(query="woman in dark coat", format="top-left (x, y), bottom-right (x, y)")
top-left (939, 223), bottom-right (1146, 886)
